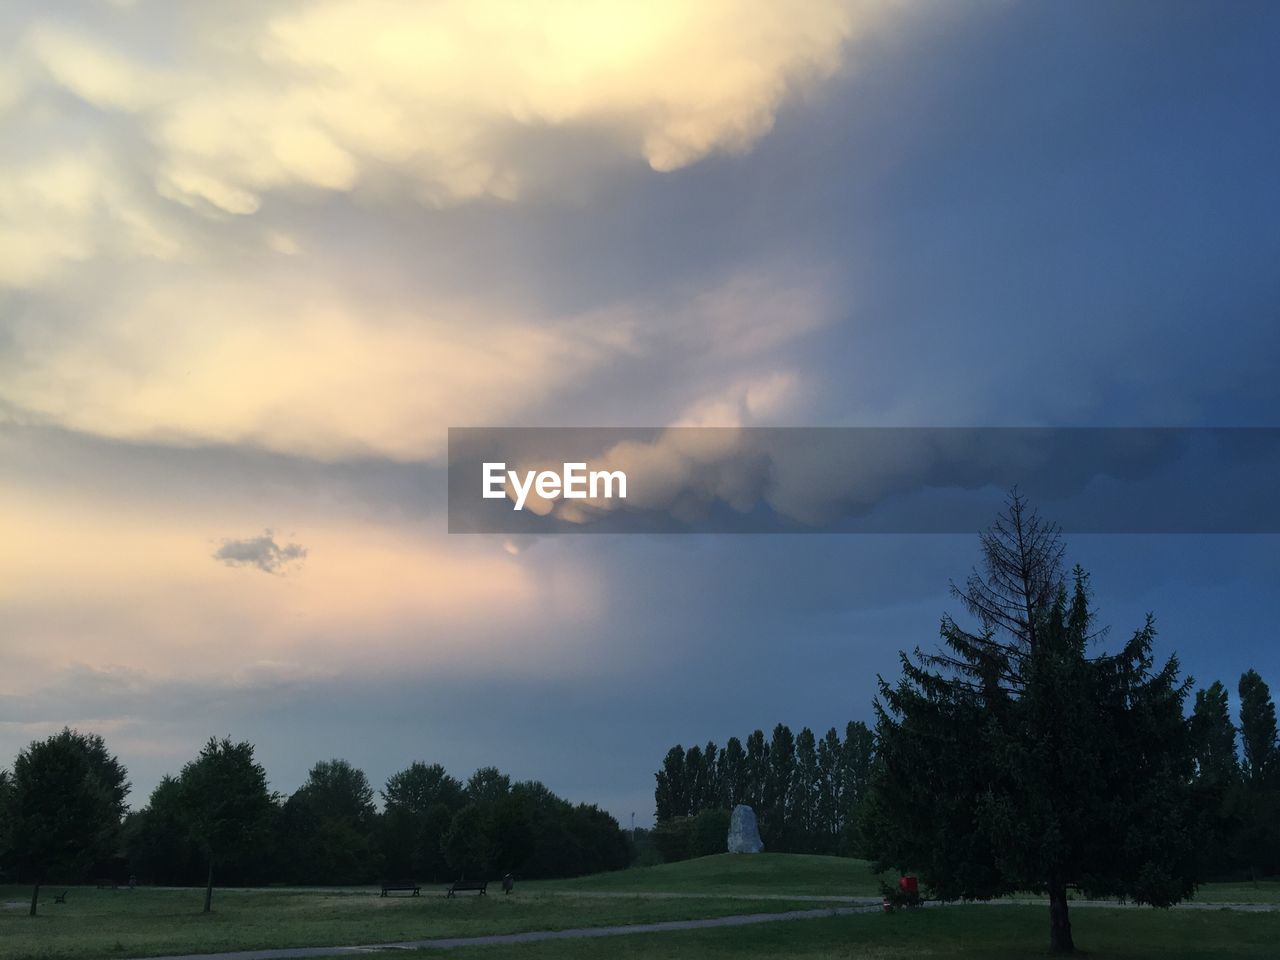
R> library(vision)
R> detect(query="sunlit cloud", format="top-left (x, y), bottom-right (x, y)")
top-left (0, 265), bottom-right (827, 460)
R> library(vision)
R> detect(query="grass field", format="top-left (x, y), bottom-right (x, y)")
top-left (534, 853), bottom-right (1280, 905)
top-left (0, 885), bottom-right (820, 960)
top-left (2, 855), bottom-right (1277, 960)
top-left (429, 904), bottom-right (1280, 960)
top-left (533, 853), bottom-right (888, 898)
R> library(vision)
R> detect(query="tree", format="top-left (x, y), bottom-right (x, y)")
top-left (383, 762), bottom-right (465, 814)
top-left (1229, 671), bottom-right (1280, 880)
top-left (442, 804), bottom-right (494, 878)
top-left (124, 776), bottom-right (204, 885)
top-left (466, 767), bottom-right (512, 806)
top-left (280, 760), bottom-right (380, 884)
top-left (178, 737), bottom-right (275, 913)
top-left (865, 494), bottom-right (1199, 954)
top-left (382, 762), bottom-right (466, 882)
top-left (762, 724), bottom-right (795, 846)
top-left (10, 729), bottom-right (127, 915)
top-left (721, 737), bottom-right (746, 807)
top-left (1190, 681), bottom-right (1238, 786)
top-left (840, 721), bottom-right (874, 854)
top-left (0, 768), bottom-right (13, 861)
top-left (815, 728), bottom-right (842, 850)
top-left (491, 795), bottom-right (536, 873)
top-left (699, 741), bottom-right (723, 812)
top-left (791, 728), bottom-right (819, 848)
top-left (685, 744), bottom-right (709, 816)
top-left (1238, 670), bottom-right (1278, 787)
top-left (654, 746), bottom-right (688, 821)
top-left (744, 730), bottom-right (768, 810)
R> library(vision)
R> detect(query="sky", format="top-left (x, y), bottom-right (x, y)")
top-left (2, 1), bottom-right (1279, 825)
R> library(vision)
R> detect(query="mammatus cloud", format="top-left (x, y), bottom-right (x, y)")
top-left (0, 0), bottom-right (889, 286)
top-left (213, 530), bottom-right (307, 574)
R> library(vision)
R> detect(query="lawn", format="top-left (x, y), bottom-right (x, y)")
top-left (0, 885), bottom-right (819, 960)
top-left (424, 903), bottom-right (1280, 960)
top-left (532, 853), bottom-right (888, 898)
top-left (2, 855), bottom-right (1276, 960)
top-left (1188, 880), bottom-right (1280, 904)
top-left (534, 853), bottom-right (1280, 904)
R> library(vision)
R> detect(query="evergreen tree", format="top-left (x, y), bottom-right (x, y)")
top-left (1238, 670), bottom-right (1278, 786)
top-left (865, 494), bottom-right (1199, 954)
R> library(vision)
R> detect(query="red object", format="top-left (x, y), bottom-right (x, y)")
top-left (898, 875), bottom-right (919, 895)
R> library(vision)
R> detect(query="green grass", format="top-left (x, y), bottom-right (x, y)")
top-left (1189, 881), bottom-right (1280, 904)
top-left (533, 853), bottom-right (888, 898)
top-left (421, 903), bottom-right (1280, 960)
top-left (2, 856), bottom-right (1276, 960)
top-left (536, 853), bottom-right (1280, 904)
top-left (0, 885), bottom-right (820, 960)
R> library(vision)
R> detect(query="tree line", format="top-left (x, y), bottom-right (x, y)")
top-left (0, 735), bottom-right (629, 916)
top-left (652, 494), bottom-right (1280, 954)
top-left (652, 720), bottom-right (874, 861)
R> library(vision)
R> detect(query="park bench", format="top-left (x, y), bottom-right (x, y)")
top-left (380, 881), bottom-right (421, 897)
top-left (54, 891), bottom-right (68, 904)
top-left (446, 878), bottom-right (488, 897)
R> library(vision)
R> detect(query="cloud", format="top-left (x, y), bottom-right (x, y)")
top-left (0, 0), bottom-right (885, 246)
top-left (0, 265), bottom-right (826, 461)
top-left (153, 0), bottom-right (873, 211)
top-left (213, 530), bottom-right (308, 574)
top-left (0, 148), bottom-right (182, 287)
top-left (0, 466), bottom-right (598, 688)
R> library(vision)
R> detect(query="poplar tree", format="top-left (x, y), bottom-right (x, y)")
top-left (1238, 670), bottom-right (1278, 786)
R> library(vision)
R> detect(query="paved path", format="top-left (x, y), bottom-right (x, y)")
top-left (126, 904), bottom-right (881, 960)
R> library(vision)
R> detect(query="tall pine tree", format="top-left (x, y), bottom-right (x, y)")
top-left (865, 493), bottom-right (1199, 954)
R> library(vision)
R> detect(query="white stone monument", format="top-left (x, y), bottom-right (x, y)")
top-left (727, 804), bottom-right (764, 853)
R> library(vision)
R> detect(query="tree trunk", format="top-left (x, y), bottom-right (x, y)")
top-left (28, 881), bottom-right (40, 917)
top-left (203, 862), bottom-right (214, 914)
top-left (1048, 881), bottom-right (1074, 953)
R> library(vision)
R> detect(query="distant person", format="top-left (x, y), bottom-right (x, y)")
top-left (502, 873), bottom-right (514, 895)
